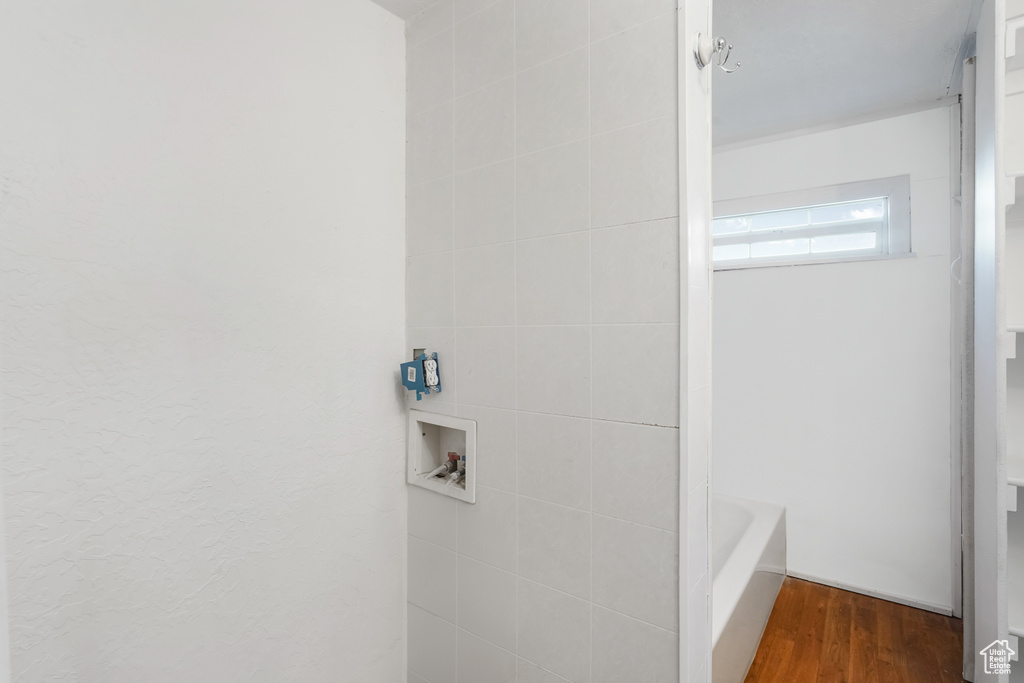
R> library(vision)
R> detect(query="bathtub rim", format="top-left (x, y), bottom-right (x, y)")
top-left (711, 493), bottom-right (786, 647)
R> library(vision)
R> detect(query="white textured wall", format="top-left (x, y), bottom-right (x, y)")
top-left (0, 2), bottom-right (407, 681)
top-left (713, 107), bottom-right (955, 611)
top-left (404, 1), bottom-right (689, 681)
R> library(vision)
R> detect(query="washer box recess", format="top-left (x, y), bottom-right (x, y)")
top-left (407, 409), bottom-right (477, 504)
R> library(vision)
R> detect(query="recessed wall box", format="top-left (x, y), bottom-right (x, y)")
top-left (407, 410), bottom-right (476, 504)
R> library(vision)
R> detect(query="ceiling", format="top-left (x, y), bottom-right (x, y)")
top-left (372, 0), bottom-right (439, 20)
top-left (712, 0), bottom-right (981, 146)
top-left (377, 0), bottom-right (982, 147)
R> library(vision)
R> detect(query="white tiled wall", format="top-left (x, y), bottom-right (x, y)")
top-left (404, 0), bottom-right (687, 681)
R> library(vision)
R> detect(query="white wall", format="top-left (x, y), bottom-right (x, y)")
top-left (1008, 223), bottom-right (1024, 328)
top-left (0, 2), bottom-right (407, 681)
top-left (713, 107), bottom-right (955, 611)
top-left (404, 1), bottom-right (692, 681)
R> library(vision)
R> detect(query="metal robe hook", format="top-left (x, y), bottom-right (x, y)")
top-left (694, 33), bottom-right (741, 74)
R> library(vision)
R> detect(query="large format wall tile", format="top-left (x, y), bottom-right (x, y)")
top-left (592, 515), bottom-right (679, 632)
top-left (516, 140), bottom-right (590, 239)
top-left (518, 496), bottom-right (591, 599)
top-left (592, 218), bottom-right (680, 324)
top-left (517, 411), bottom-right (591, 510)
top-left (409, 28), bottom-right (454, 116)
top-left (408, 485), bottom-right (458, 551)
top-left (454, 243), bottom-right (516, 326)
top-left (455, 326), bottom-right (517, 409)
top-left (408, 537), bottom-right (458, 622)
top-left (454, 0), bottom-right (514, 96)
top-left (516, 232), bottom-right (591, 325)
top-left (407, 252), bottom-right (455, 328)
top-left (458, 629), bottom-right (517, 683)
top-left (591, 115), bottom-right (678, 229)
top-left (515, 0), bottom-right (589, 72)
top-left (408, 176), bottom-right (454, 257)
top-left (454, 160), bottom-right (515, 248)
top-left (592, 420), bottom-right (679, 532)
top-left (408, 0), bottom-right (453, 46)
top-left (457, 555), bottom-right (517, 651)
top-left (458, 404), bottom-right (517, 493)
top-left (409, 604), bottom-right (457, 682)
top-left (518, 579), bottom-right (591, 683)
top-left (590, 13), bottom-right (676, 134)
top-left (592, 323), bottom-right (679, 426)
top-left (456, 484), bottom-right (517, 571)
top-left (454, 78), bottom-right (515, 172)
top-left (519, 659), bottom-right (573, 683)
top-left (408, 102), bottom-right (454, 186)
top-left (592, 607), bottom-right (679, 683)
top-left (516, 325), bottom-right (591, 417)
top-left (516, 48), bottom-right (590, 156)
top-left (590, 0), bottom-right (677, 42)
top-left (405, 0), bottom-right (685, 678)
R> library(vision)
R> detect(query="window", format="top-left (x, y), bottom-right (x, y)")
top-left (712, 176), bottom-right (911, 270)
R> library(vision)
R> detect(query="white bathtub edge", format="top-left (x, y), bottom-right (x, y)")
top-left (711, 495), bottom-right (787, 683)
top-left (711, 496), bottom-right (786, 646)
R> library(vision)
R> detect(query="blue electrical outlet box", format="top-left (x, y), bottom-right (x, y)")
top-left (401, 352), bottom-right (441, 401)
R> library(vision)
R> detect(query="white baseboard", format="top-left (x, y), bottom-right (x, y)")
top-left (785, 570), bottom-right (955, 617)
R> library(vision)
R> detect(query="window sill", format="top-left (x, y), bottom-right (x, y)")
top-left (713, 251), bottom-right (917, 272)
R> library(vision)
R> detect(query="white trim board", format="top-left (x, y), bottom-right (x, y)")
top-left (786, 570), bottom-right (956, 616)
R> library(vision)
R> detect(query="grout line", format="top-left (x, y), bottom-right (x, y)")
top-left (414, 322), bottom-right (680, 329)
top-left (587, 3), bottom-right (595, 676)
top-left (515, 134), bottom-right (590, 160)
top-left (454, 625), bottom-right (520, 664)
top-left (450, 108), bottom-right (677, 178)
top-left (405, 1), bottom-right (454, 48)
top-left (512, 1), bottom-right (520, 677)
top-left (518, 575), bottom-right (681, 636)
top-left (428, 106), bottom-right (678, 182)
top-left (411, 400), bottom-right (682, 429)
top-left (515, 42), bottom-right (589, 78)
top-left (591, 508), bottom-right (680, 536)
top-left (407, 212), bottom-right (684, 255)
top-left (409, 601), bottom-right (458, 629)
top-left (503, 7), bottom-right (680, 79)
top-left (452, 154), bottom-right (517, 177)
top-left (449, 15), bottom-right (459, 682)
top-left (452, 0), bottom-right (503, 26)
top-left (589, 7), bottom-right (680, 46)
top-left (589, 110), bottom-right (679, 142)
top-left (517, 655), bottom-right (574, 682)
top-left (589, 214), bottom-right (682, 232)
top-left (509, 487), bottom-right (681, 534)
top-left (411, 531), bottom-right (514, 577)
top-left (408, 94), bottom-right (454, 116)
top-left (451, 74), bottom-right (515, 116)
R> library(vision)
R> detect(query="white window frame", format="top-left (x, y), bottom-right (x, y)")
top-left (712, 175), bottom-right (912, 271)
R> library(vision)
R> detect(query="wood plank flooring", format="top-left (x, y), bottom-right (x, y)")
top-left (744, 577), bottom-right (965, 683)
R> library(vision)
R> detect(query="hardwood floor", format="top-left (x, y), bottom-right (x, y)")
top-left (744, 577), bottom-right (965, 683)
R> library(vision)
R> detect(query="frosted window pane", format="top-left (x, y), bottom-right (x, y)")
top-left (751, 209), bottom-right (809, 232)
top-left (712, 184), bottom-right (903, 269)
top-left (810, 198), bottom-right (886, 224)
top-left (713, 217), bottom-right (751, 235)
top-left (811, 232), bottom-right (878, 253)
top-left (750, 239), bottom-right (810, 258)
top-left (713, 244), bottom-right (750, 261)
